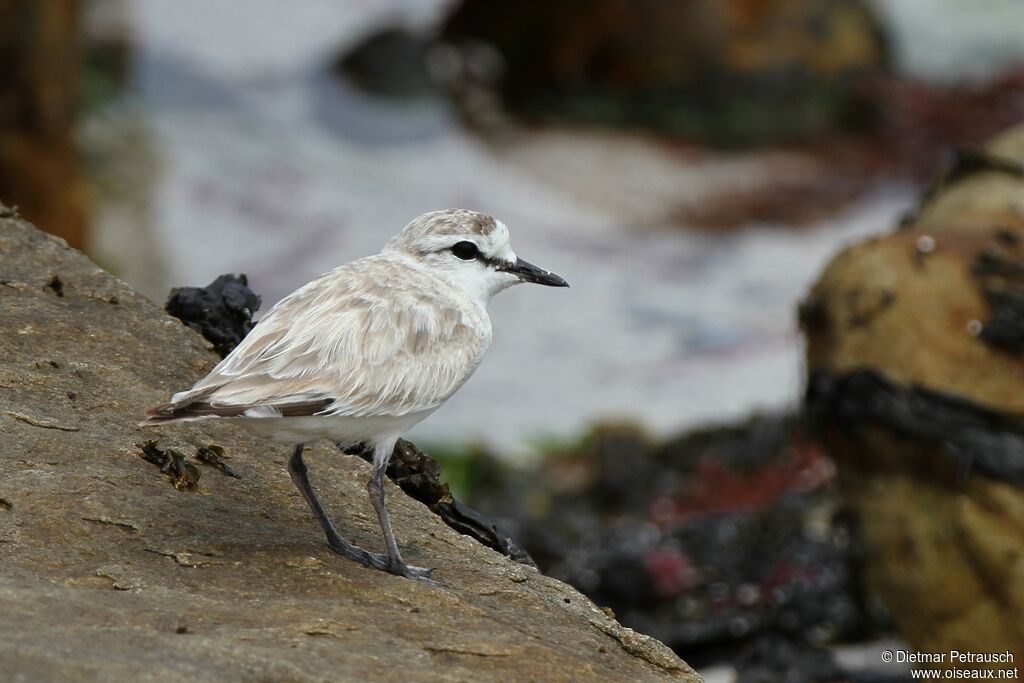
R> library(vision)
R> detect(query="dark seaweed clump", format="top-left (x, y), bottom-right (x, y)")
top-left (165, 274), bottom-right (261, 358)
top-left (136, 440), bottom-right (200, 490)
top-left (136, 441), bottom-right (242, 489)
top-left (345, 440), bottom-right (536, 568)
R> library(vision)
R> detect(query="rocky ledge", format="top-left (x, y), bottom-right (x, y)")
top-left (0, 209), bottom-right (699, 683)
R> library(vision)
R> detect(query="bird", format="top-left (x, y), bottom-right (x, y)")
top-left (143, 209), bottom-right (568, 580)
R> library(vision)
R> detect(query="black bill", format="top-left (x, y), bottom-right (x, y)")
top-left (498, 258), bottom-right (569, 287)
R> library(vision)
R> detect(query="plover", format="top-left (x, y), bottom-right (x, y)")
top-left (144, 209), bottom-right (568, 579)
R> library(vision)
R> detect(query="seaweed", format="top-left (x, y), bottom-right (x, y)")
top-left (136, 440), bottom-right (200, 491)
top-left (456, 418), bottom-right (887, 680)
top-left (165, 274), bottom-right (261, 358)
top-left (972, 248), bottom-right (1024, 355)
top-left (806, 368), bottom-right (1024, 486)
top-left (195, 444), bottom-right (241, 479)
top-left (345, 440), bottom-right (537, 568)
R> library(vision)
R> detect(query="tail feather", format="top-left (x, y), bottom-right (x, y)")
top-left (141, 386), bottom-right (223, 426)
top-left (140, 396), bottom-right (334, 426)
top-left (144, 401), bottom-right (177, 423)
top-left (141, 399), bottom-right (244, 426)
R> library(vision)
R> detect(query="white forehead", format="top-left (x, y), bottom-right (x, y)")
top-left (491, 221), bottom-right (516, 260)
top-left (490, 219), bottom-right (511, 249)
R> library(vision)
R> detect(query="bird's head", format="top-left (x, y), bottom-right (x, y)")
top-left (385, 209), bottom-right (568, 302)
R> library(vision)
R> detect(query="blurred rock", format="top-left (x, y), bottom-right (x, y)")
top-left (334, 28), bottom-right (437, 98)
top-left (462, 418), bottom-right (887, 681)
top-left (733, 635), bottom-right (841, 683)
top-left (0, 1), bottom-right (87, 248)
top-left (438, 0), bottom-right (888, 146)
top-left (0, 208), bottom-right (699, 683)
top-left (802, 124), bottom-right (1024, 661)
top-left (331, 7), bottom-right (1023, 233)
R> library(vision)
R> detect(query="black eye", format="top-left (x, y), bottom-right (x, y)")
top-left (450, 241), bottom-right (480, 260)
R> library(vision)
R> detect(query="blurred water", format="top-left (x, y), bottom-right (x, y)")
top-left (870, 0), bottom-right (1024, 83)
top-left (86, 0), bottom-right (921, 454)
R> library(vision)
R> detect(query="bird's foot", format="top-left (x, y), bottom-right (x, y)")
top-left (387, 559), bottom-right (436, 583)
top-left (326, 537), bottom-right (436, 582)
top-left (326, 538), bottom-right (391, 572)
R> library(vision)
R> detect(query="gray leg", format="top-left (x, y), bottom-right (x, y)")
top-left (287, 444), bottom-right (390, 572)
top-left (368, 440), bottom-right (434, 580)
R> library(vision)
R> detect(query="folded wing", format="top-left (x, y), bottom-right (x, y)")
top-left (145, 257), bottom-right (490, 424)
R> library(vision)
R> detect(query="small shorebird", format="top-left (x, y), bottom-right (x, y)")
top-left (144, 209), bottom-right (568, 579)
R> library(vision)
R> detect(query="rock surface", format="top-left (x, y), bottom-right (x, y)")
top-left (0, 210), bottom-right (699, 683)
top-left (802, 125), bottom-right (1024, 661)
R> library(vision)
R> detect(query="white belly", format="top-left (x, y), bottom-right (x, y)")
top-left (234, 410), bottom-right (436, 446)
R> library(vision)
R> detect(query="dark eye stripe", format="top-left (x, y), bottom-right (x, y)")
top-left (450, 241), bottom-right (480, 260)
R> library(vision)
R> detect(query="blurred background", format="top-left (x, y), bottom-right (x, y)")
top-left (3, 1), bottom-right (1024, 681)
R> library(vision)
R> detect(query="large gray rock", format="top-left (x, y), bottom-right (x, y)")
top-left (0, 209), bottom-right (699, 683)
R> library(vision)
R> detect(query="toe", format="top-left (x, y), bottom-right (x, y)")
top-left (406, 565), bottom-right (433, 579)
top-left (392, 562), bottom-right (435, 582)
